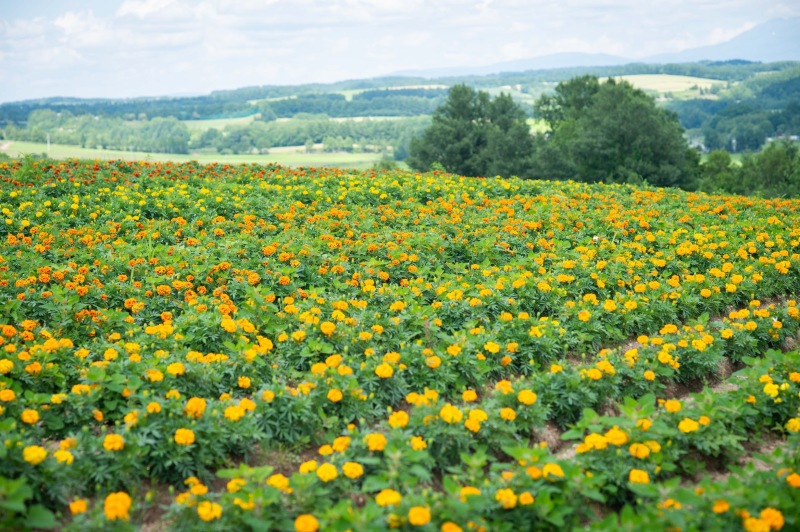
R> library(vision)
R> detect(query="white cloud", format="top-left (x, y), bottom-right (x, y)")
top-left (0, 0), bottom-right (798, 102)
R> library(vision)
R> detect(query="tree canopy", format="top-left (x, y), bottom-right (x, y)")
top-left (533, 76), bottom-right (699, 188)
top-left (407, 84), bottom-right (535, 177)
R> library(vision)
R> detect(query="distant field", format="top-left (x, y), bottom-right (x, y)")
top-left (182, 114), bottom-right (260, 132)
top-left (613, 74), bottom-right (723, 94)
top-left (0, 141), bottom-right (387, 169)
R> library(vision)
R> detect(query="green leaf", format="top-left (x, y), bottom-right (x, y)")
top-left (24, 505), bottom-right (58, 529)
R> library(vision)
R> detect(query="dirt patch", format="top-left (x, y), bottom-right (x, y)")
top-left (534, 421), bottom-right (565, 452)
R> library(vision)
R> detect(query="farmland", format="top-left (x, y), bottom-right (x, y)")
top-left (0, 141), bottom-right (387, 169)
top-left (0, 159), bottom-right (799, 530)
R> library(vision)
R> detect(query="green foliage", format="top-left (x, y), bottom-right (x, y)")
top-left (407, 85), bottom-right (535, 177)
top-left (533, 77), bottom-right (700, 188)
top-left (699, 141), bottom-right (800, 197)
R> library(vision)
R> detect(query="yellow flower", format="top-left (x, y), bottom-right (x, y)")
top-left (519, 491), bottom-right (535, 505)
top-left (104, 491), bottom-right (132, 521)
top-left (327, 388), bottom-right (343, 402)
top-left (712, 499), bottom-right (730, 514)
top-left (495, 488), bottom-right (517, 509)
top-left (500, 407), bottom-right (516, 421)
top-left (23, 445), bottom-right (47, 465)
top-left (786, 472), bottom-right (800, 488)
top-left (785, 418), bottom-right (800, 432)
top-left (605, 426), bottom-right (629, 446)
top-left (174, 428), bottom-right (196, 445)
top-left (342, 462), bottom-right (364, 479)
top-left (388, 410), bottom-right (409, 428)
top-left (375, 363), bottom-right (393, 378)
top-left (462, 389), bottom-right (477, 402)
top-left (294, 514), bottom-right (319, 532)
top-left (20, 409), bottom-right (39, 424)
top-left (227, 478), bottom-right (246, 493)
top-left (267, 473), bottom-right (292, 493)
top-left (678, 418), bottom-right (700, 433)
top-left (332, 436), bottom-right (351, 453)
top-left (224, 405), bottom-right (246, 421)
top-left (146, 401), bottom-right (162, 414)
top-left (542, 463), bottom-right (564, 479)
top-left (629, 469), bottom-right (650, 484)
top-left (375, 488), bottom-right (402, 507)
top-left (316, 463), bottom-right (338, 482)
top-left (299, 460), bottom-right (318, 473)
top-left (408, 506), bottom-right (431, 526)
top-left (197, 501), bottom-right (222, 522)
top-left (550, 364), bottom-right (563, 374)
top-left (365, 433), bottom-right (387, 451)
top-left (759, 508), bottom-right (784, 531)
top-left (410, 436), bottom-right (427, 450)
top-left (643, 370), bottom-right (655, 381)
top-left (103, 434), bottom-right (125, 452)
top-left (441, 522), bottom-right (464, 532)
top-left (54, 450), bottom-right (74, 464)
top-left (517, 389), bottom-right (537, 405)
top-left (664, 399), bottom-right (682, 413)
top-left (439, 403), bottom-right (463, 424)
top-left (629, 442), bottom-right (651, 459)
top-left (185, 397), bottom-right (207, 419)
top-left (70, 499), bottom-right (88, 515)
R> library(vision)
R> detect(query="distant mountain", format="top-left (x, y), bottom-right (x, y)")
top-left (645, 17), bottom-right (800, 64)
top-left (392, 52), bottom-right (630, 78)
top-left (391, 17), bottom-right (800, 78)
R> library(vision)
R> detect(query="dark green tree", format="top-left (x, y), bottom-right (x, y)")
top-left (534, 77), bottom-right (700, 189)
top-left (407, 85), bottom-right (534, 177)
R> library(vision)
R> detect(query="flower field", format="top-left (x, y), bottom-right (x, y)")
top-left (1, 158), bottom-right (799, 531)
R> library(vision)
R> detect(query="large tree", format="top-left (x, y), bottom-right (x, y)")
top-left (534, 77), bottom-right (700, 189)
top-left (407, 84), bottom-right (534, 177)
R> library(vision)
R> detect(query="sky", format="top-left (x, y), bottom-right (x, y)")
top-left (1, 0), bottom-right (799, 103)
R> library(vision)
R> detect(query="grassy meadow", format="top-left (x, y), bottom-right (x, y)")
top-left (0, 141), bottom-right (387, 169)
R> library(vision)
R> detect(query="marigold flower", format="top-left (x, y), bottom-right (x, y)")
top-left (410, 436), bottom-right (427, 450)
top-left (316, 463), bottom-right (338, 482)
top-left (375, 488), bottom-right (402, 507)
top-left (629, 442), bottom-right (651, 459)
top-left (54, 450), bottom-right (74, 464)
top-left (197, 501), bottom-right (222, 522)
top-left (519, 491), bottom-right (535, 505)
top-left (629, 469), bottom-right (650, 484)
top-left (21, 409), bottom-right (39, 424)
top-left (23, 445), bottom-right (47, 465)
top-left (70, 499), bottom-right (88, 515)
top-left (327, 388), bottom-right (343, 402)
top-left (174, 428), bottom-right (195, 445)
top-left (678, 418), bottom-right (700, 433)
top-left (294, 514), bottom-right (319, 532)
top-left (267, 473), bottom-right (292, 493)
top-left (342, 461), bottom-right (364, 479)
top-left (375, 363), bottom-right (393, 378)
top-left (495, 488), bottom-right (517, 509)
top-left (517, 389), bottom-right (537, 405)
top-left (500, 407), bottom-right (516, 421)
top-left (712, 499), bottom-right (730, 514)
top-left (760, 508), bottom-right (784, 530)
top-left (185, 397), bottom-right (206, 419)
top-left (104, 491), bottom-right (132, 521)
top-left (664, 399), bottom-right (682, 413)
top-left (408, 506), bottom-right (431, 526)
top-left (462, 389), bottom-right (477, 402)
top-left (542, 463), bottom-right (564, 479)
top-left (439, 403), bottom-right (463, 424)
top-left (364, 433), bottom-right (387, 451)
top-left (388, 410), bottom-right (409, 428)
top-left (103, 434), bottom-right (125, 451)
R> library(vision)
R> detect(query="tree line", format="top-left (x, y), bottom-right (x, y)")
top-left (408, 78), bottom-right (800, 197)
